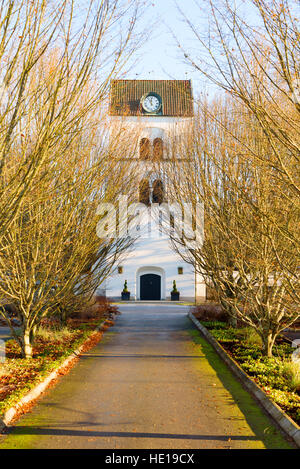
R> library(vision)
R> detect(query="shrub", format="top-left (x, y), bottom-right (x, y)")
top-left (76, 295), bottom-right (120, 321)
top-left (36, 326), bottom-right (76, 343)
top-left (266, 388), bottom-right (300, 423)
top-left (190, 303), bottom-right (229, 322)
top-left (205, 325), bottom-right (241, 343)
top-left (236, 327), bottom-right (263, 347)
top-left (202, 322), bottom-right (300, 424)
top-left (201, 321), bottom-right (228, 330)
top-left (0, 302), bottom-right (18, 317)
top-left (281, 361), bottom-right (300, 392)
top-left (94, 295), bottom-right (120, 316)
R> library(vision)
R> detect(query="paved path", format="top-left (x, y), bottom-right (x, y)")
top-left (0, 305), bottom-right (292, 449)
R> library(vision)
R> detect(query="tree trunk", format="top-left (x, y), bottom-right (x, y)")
top-left (228, 308), bottom-right (237, 328)
top-left (220, 298), bottom-right (237, 327)
top-left (22, 327), bottom-right (33, 359)
top-left (262, 333), bottom-right (275, 357)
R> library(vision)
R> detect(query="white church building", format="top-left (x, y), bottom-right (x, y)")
top-left (102, 80), bottom-right (206, 302)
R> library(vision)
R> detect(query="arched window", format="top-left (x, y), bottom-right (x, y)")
top-left (153, 138), bottom-right (163, 160)
top-left (140, 138), bottom-right (151, 160)
top-left (152, 179), bottom-right (164, 204)
top-left (139, 179), bottom-right (150, 205)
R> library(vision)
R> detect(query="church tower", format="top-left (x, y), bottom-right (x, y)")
top-left (103, 79), bottom-right (206, 302)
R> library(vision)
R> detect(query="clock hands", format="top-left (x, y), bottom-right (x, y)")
top-left (141, 93), bottom-right (161, 114)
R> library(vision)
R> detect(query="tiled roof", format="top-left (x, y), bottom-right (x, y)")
top-left (110, 80), bottom-right (194, 117)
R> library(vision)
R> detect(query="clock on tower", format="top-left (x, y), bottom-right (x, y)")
top-left (141, 92), bottom-right (162, 114)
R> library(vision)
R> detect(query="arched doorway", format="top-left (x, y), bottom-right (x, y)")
top-left (136, 266), bottom-right (165, 300)
top-left (140, 274), bottom-right (161, 300)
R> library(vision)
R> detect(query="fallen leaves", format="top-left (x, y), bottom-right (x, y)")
top-left (0, 320), bottom-right (109, 417)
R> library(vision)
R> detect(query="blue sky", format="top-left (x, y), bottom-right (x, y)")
top-left (126, 0), bottom-right (209, 94)
top-left (123, 0), bottom-right (259, 98)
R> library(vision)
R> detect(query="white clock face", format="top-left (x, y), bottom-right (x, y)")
top-left (142, 94), bottom-right (161, 113)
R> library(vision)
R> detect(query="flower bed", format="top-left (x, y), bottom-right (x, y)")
top-left (0, 318), bottom-right (106, 415)
top-left (201, 321), bottom-right (300, 426)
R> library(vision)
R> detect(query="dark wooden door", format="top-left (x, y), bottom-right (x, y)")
top-left (140, 274), bottom-right (161, 300)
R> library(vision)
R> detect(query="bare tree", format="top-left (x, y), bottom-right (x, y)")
top-left (0, 109), bottom-right (139, 358)
top-left (0, 0), bottom-right (148, 357)
top-left (163, 97), bottom-right (299, 356)
top-left (0, 0), bottom-right (146, 237)
top-left (176, 0), bottom-right (300, 256)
